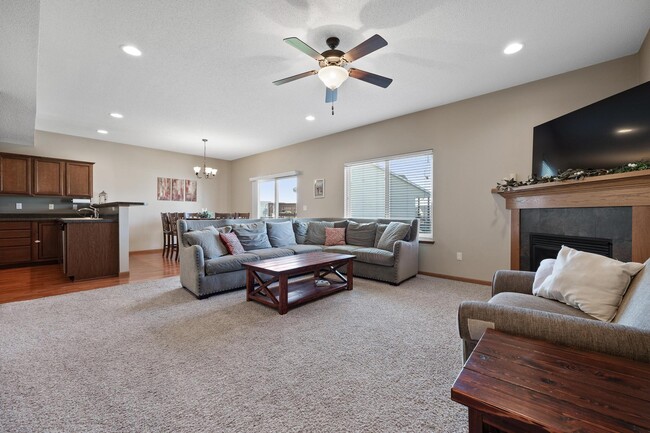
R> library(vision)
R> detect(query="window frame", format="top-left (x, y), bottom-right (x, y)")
top-left (250, 171), bottom-right (300, 219)
top-left (344, 150), bottom-right (433, 240)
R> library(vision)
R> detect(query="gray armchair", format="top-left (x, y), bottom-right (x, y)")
top-left (457, 259), bottom-right (650, 363)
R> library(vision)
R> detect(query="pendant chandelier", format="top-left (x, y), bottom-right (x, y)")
top-left (193, 139), bottom-right (217, 179)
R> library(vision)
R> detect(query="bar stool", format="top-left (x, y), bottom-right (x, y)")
top-left (161, 212), bottom-right (172, 257)
top-left (167, 212), bottom-right (181, 261)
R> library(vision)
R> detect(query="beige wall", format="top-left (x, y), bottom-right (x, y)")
top-left (231, 55), bottom-right (640, 281)
top-left (0, 131), bottom-right (231, 251)
top-left (640, 29), bottom-right (650, 82)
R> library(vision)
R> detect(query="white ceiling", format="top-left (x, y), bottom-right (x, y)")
top-left (4, 1), bottom-right (650, 160)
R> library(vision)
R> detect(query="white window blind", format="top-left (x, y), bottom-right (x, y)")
top-left (345, 150), bottom-right (433, 237)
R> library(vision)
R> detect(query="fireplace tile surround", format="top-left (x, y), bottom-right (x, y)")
top-left (494, 170), bottom-right (650, 270)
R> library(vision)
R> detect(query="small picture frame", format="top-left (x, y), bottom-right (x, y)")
top-left (314, 179), bottom-right (325, 199)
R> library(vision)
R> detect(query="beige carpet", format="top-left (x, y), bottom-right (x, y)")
top-left (0, 275), bottom-right (490, 432)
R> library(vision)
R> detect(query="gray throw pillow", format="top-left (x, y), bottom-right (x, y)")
top-left (374, 223), bottom-right (388, 247)
top-left (305, 221), bottom-right (335, 245)
top-left (377, 222), bottom-right (411, 252)
top-left (346, 221), bottom-right (377, 247)
top-left (293, 221), bottom-right (309, 244)
top-left (182, 226), bottom-right (228, 259)
top-left (267, 221), bottom-right (297, 247)
top-left (232, 222), bottom-right (272, 251)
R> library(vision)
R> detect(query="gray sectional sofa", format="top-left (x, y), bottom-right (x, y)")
top-left (178, 217), bottom-right (419, 298)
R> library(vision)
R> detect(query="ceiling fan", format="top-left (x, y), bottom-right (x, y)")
top-left (273, 34), bottom-right (393, 107)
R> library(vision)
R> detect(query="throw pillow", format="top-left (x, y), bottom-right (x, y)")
top-left (293, 221), bottom-right (309, 244)
top-left (374, 224), bottom-right (388, 247)
top-left (346, 221), bottom-right (377, 247)
top-left (377, 222), bottom-right (410, 252)
top-left (219, 232), bottom-right (246, 255)
top-left (536, 246), bottom-right (645, 322)
top-left (266, 221), bottom-right (297, 247)
top-left (232, 222), bottom-right (272, 251)
top-left (532, 259), bottom-right (556, 295)
top-left (182, 226), bottom-right (228, 259)
top-left (305, 221), bottom-right (335, 245)
top-left (324, 228), bottom-right (346, 246)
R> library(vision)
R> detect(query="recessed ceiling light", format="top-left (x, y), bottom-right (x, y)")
top-left (503, 42), bottom-right (523, 55)
top-left (305, 115), bottom-right (315, 121)
top-left (121, 45), bottom-right (142, 56)
top-left (617, 128), bottom-right (634, 134)
top-left (97, 129), bottom-right (108, 134)
top-left (110, 112), bottom-right (123, 118)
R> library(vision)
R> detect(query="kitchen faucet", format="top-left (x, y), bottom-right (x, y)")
top-left (77, 205), bottom-right (99, 219)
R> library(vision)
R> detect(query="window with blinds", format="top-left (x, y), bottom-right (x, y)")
top-left (344, 150), bottom-right (433, 238)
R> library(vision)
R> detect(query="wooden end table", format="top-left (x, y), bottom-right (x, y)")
top-left (243, 252), bottom-right (355, 315)
top-left (451, 329), bottom-right (650, 433)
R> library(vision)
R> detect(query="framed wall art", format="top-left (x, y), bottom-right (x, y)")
top-left (314, 179), bottom-right (325, 199)
top-left (157, 177), bottom-right (171, 201)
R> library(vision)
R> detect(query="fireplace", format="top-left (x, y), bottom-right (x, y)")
top-left (493, 170), bottom-right (650, 270)
top-left (529, 233), bottom-right (612, 271)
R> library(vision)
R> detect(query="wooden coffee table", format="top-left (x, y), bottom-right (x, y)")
top-left (243, 252), bottom-right (355, 315)
top-left (451, 329), bottom-right (650, 433)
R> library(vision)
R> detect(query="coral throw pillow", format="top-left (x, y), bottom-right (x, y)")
top-left (219, 232), bottom-right (246, 255)
top-left (324, 228), bottom-right (346, 246)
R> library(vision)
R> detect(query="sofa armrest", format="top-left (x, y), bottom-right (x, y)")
top-left (179, 244), bottom-right (205, 293)
top-left (393, 240), bottom-right (419, 283)
top-left (492, 270), bottom-right (535, 296)
top-left (458, 300), bottom-right (650, 363)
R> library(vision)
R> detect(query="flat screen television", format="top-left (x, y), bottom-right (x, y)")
top-left (532, 81), bottom-right (650, 177)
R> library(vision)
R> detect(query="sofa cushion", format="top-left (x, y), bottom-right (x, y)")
top-left (353, 247), bottom-right (395, 267)
top-left (182, 226), bottom-right (228, 259)
top-left (219, 232), bottom-right (246, 255)
top-left (205, 253), bottom-right (259, 275)
top-left (536, 246), bottom-right (645, 322)
top-left (232, 222), bottom-right (272, 251)
top-left (293, 221), bottom-right (309, 244)
top-left (325, 228), bottom-right (346, 246)
top-left (248, 248), bottom-right (295, 260)
top-left (323, 245), bottom-right (363, 255)
top-left (305, 221), bottom-right (335, 245)
top-left (346, 221), bottom-right (377, 247)
top-left (489, 292), bottom-right (594, 320)
top-left (377, 222), bottom-right (410, 252)
top-left (374, 224), bottom-right (388, 247)
top-left (267, 221), bottom-right (297, 247)
top-left (286, 244), bottom-right (324, 255)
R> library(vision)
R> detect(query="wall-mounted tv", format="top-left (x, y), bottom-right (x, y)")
top-left (532, 81), bottom-right (650, 177)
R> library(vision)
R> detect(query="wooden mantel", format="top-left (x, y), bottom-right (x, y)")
top-left (493, 170), bottom-right (650, 268)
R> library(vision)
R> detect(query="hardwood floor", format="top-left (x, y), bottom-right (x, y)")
top-left (0, 251), bottom-right (180, 304)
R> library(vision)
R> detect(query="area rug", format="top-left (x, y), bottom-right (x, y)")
top-left (0, 275), bottom-right (490, 432)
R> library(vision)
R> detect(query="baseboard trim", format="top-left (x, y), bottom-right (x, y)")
top-left (418, 271), bottom-right (491, 286)
top-left (130, 249), bottom-right (163, 255)
top-left (119, 271), bottom-right (130, 278)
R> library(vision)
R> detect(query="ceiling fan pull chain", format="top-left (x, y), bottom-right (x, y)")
top-left (331, 101), bottom-right (335, 116)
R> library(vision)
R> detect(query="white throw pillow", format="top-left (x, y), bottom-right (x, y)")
top-left (536, 246), bottom-right (645, 322)
top-left (532, 258), bottom-right (556, 295)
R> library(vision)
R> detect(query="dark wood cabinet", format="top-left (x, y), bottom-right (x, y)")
top-left (0, 154), bottom-right (32, 195)
top-left (0, 152), bottom-right (94, 198)
top-left (0, 222), bottom-right (33, 265)
top-left (33, 158), bottom-right (65, 196)
top-left (65, 162), bottom-right (93, 198)
top-left (32, 221), bottom-right (62, 262)
top-left (63, 222), bottom-right (118, 280)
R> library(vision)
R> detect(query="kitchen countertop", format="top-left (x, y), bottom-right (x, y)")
top-left (92, 202), bottom-right (145, 208)
top-left (59, 218), bottom-right (116, 223)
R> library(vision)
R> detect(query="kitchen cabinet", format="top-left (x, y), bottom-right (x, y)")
top-left (31, 221), bottom-right (62, 262)
top-left (62, 221), bottom-right (118, 280)
top-left (0, 154), bottom-right (31, 195)
top-left (33, 158), bottom-right (65, 196)
top-left (0, 221), bottom-right (32, 265)
top-left (65, 162), bottom-right (93, 198)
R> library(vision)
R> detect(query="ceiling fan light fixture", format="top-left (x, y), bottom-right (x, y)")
top-left (318, 65), bottom-right (349, 90)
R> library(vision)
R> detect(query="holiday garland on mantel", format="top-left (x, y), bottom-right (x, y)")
top-left (496, 161), bottom-right (650, 192)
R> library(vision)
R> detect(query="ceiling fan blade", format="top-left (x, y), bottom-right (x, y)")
top-left (342, 34), bottom-right (388, 62)
top-left (272, 70), bottom-right (317, 86)
top-left (325, 88), bottom-right (338, 103)
top-left (284, 37), bottom-right (325, 61)
top-left (348, 68), bottom-right (393, 88)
